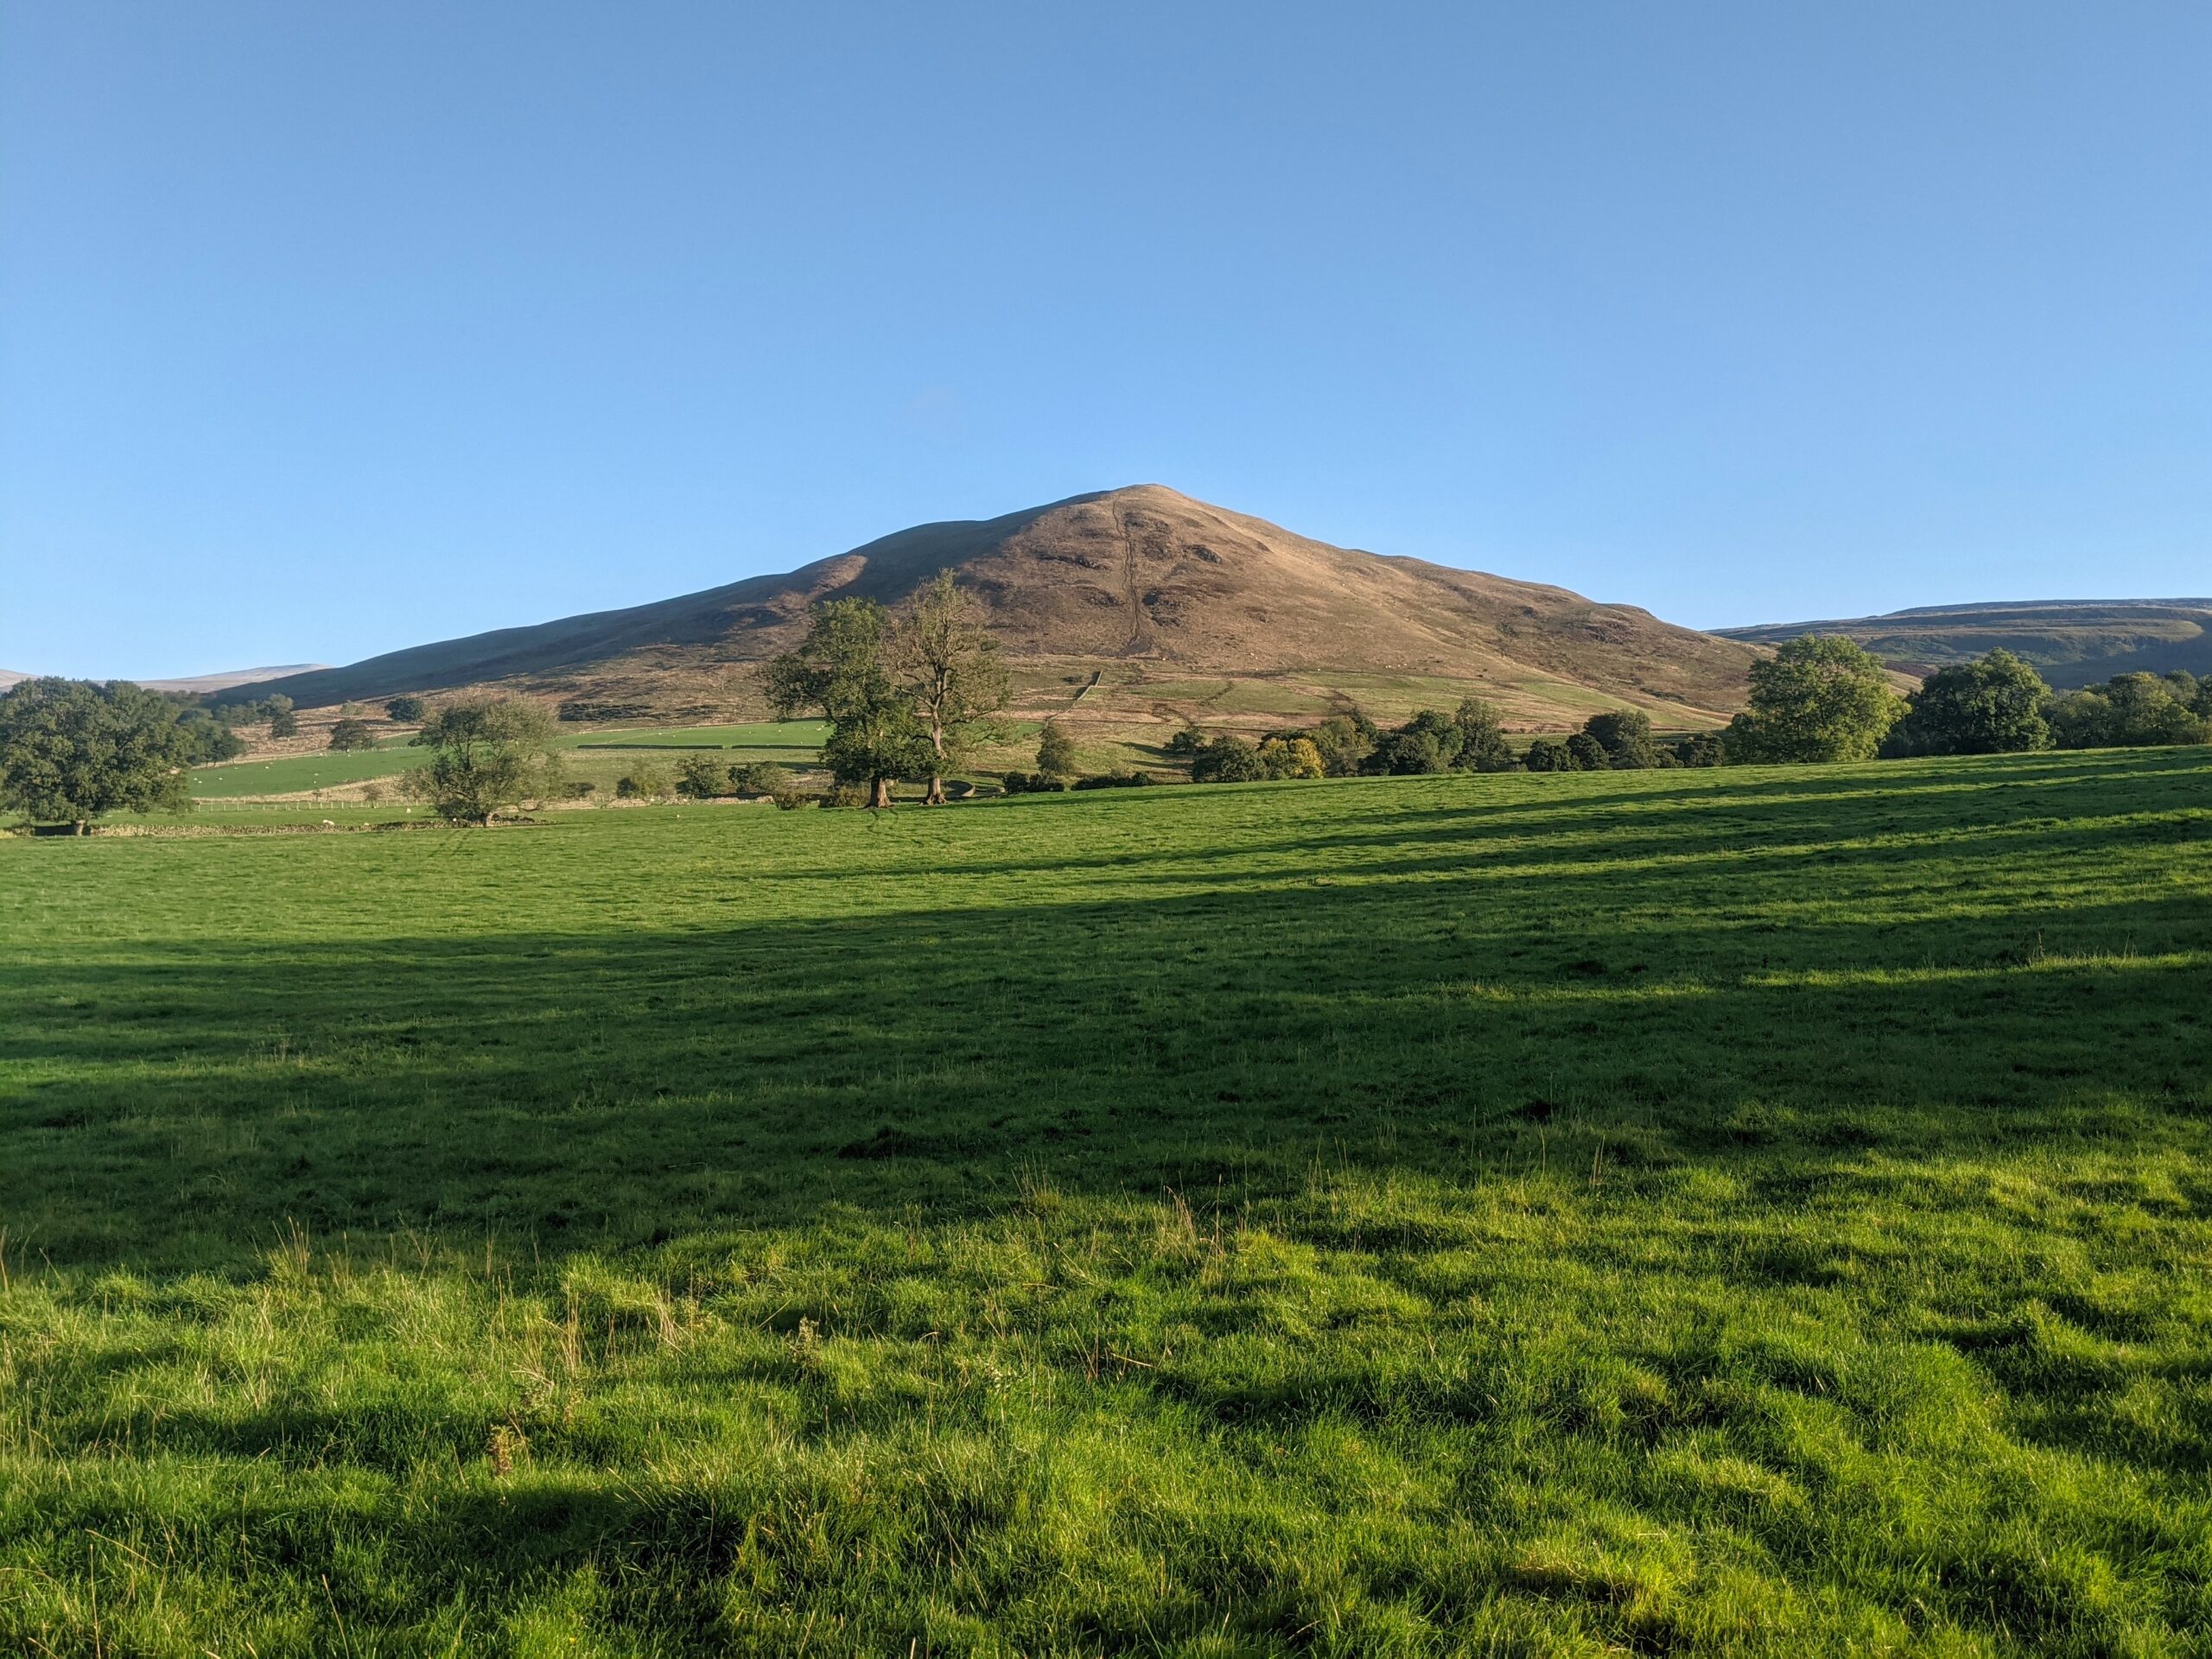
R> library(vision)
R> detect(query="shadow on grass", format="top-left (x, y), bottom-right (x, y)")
top-left (3, 747), bottom-right (2208, 1272)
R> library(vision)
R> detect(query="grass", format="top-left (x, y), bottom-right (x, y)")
top-left (3, 749), bottom-right (2209, 1655)
top-left (188, 721), bottom-right (830, 802)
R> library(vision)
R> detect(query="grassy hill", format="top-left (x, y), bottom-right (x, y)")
top-left (4, 751), bottom-right (2209, 1651)
top-left (227, 486), bottom-right (1762, 732)
top-left (1719, 598), bottom-right (2212, 688)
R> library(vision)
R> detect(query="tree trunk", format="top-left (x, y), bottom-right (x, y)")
top-left (925, 772), bottom-right (945, 805)
top-left (74, 819), bottom-right (89, 836)
top-left (481, 811), bottom-right (495, 828)
top-left (869, 776), bottom-right (895, 810)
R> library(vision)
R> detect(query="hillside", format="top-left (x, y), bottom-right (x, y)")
top-left (1720, 598), bottom-right (2212, 689)
top-left (0, 670), bottom-right (27, 690)
top-left (229, 486), bottom-right (1760, 730)
top-left (140, 664), bottom-right (330, 694)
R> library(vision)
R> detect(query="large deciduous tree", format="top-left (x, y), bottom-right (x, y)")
top-left (1725, 635), bottom-right (1906, 763)
top-left (406, 696), bottom-right (563, 825)
top-left (1887, 649), bottom-right (2052, 756)
top-left (890, 570), bottom-right (1009, 804)
top-left (0, 677), bottom-right (196, 833)
top-left (765, 599), bottom-right (931, 809)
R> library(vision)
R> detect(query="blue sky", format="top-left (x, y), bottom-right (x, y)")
top-left (4, 2), bottom-right (2208, 678)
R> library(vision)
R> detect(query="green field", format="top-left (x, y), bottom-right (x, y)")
top-left (188, 721), bottom-right (830, 799)
top-left (3, 752), bottom-right (2210, 1654)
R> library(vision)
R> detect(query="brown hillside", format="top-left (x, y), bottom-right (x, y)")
top-left (233, 486), bottom-right (1759, 729)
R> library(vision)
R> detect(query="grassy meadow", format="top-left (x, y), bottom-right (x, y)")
top-left (3, 751), bottom-right (2210, 1654)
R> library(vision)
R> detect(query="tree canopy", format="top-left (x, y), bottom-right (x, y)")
top-left (406, 696), bottom-right (563, 824)
top-left (327, 718), bottom-right (380, 752)
top-left (765, 599), bottom-right (932, 808)
top-left (1726, 636), bottom-right (1906, 763)
top-left (891, 571), bottom-right (1009, 804)
top-left (0, 677), bottom-right (198, 831)
top-left (1886, 649), bottom-right (2051, 757)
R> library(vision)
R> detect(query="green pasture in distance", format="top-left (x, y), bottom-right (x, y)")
top-left (187, 739), bottom-right (420, 797)
top-left (188, 720), bottom-right (829, 797)
top-left (563, 720), bottom-right (828, 752)
top-left (4, 749), bottom-right (2211, 1653)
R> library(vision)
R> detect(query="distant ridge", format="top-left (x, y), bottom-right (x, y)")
top-left (226, 486), bottom-right (1763, 728)
top-left (0, 669), bottom-right (27, 690)
top-left (137, 664), bottom-right (331, 694)
top-left (1719, 599), bottom-right (2212, 689)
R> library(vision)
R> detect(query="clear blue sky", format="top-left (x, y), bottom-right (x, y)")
top-left (4, 3), bottom-right (2207, 679)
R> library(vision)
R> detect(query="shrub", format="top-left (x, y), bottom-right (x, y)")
top-left (1522, 736), bottom-right (1576, 772)
top-left (822, 784), bottom-right (870, 809)
top-left (1035, 722), bottom-right (1078, 781)
top-left (729, 762), bottom-right (797, 798)
top-left (1072, 771), bottom-right (1157, 790)
top-left (1672, 731), bottom-right (1727, 767)
top-left (1163, 728), bottom-right (1208, 759)
top-left (1366, 728), bottom-right (1450, 776)
top-left (1565, 733), bottom-right (1610, 771)
top-left (1308, 713), bottom-right (1375, 775)
top-left (563, 780), bottom-right (596, 798)
top-left (1582, 709), bottom-right (1658, 769)
top-left (675, 755), bottom-right (727, 798)
top-left (614, 764), bottom-right (672, 801)
top-left (385, 696), bottom-right (426, 722)
top-left (1453, 699), bottom-right (1516, 771)
top-left (1258, 737), bottom-right (1326, 780)
top-left (1190, 736), bottom-right (1266, 784)
top-left (327, 719), bottom-right (378, 752)
top-left (1001, 770), bottom-right (1069, 795)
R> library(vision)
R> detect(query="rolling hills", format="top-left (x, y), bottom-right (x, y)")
top-left (1719, 598), bottom-right (2212, 688)
top-left (227, 486), bottom-right (1762, 730)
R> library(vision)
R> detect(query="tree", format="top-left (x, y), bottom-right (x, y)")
top-left (1258, 736), bottom-right (1325, 779)
top-left (1308, 713), bottom-right (1375, 776)
top-left (327, 718), bottom-right (379, 752)
top-left (1452, 699), bottom-right (1516, 772)
top-left (765, 599), bottom-right (932, 809)
top-left (615, 764), bottom-right (672, 801)
top-left (2049, 672), bottom-right (2211, 750)
top-left (174, 709), bottom-right (247, 762)
top-left (1565, 732), bottom-right (1611, 771)
top-left (1672, 731), bottom-right (1727, 767)
top-left (675, 754), bottom-right (727, 798)
top-left (891, 570), bottom-right (1009, 804)
top-left (1726, 636), bottom-right (1905, 763)
top-left (1886, 649), bottom-right (2051, 756)
top-left (1582, 709), bottom-right (1659, 769)
top-left (1190, 735), bottom-right (1266, 783)
top-left (267, 699), bottom-right (300, 739)
top-left (1367, 725), bottom-right (1452, 775)
top-left (385, 695), bottom-right (426, 722)
top-left (0, 677), bottom-right (196, 832)
top-left (406, 696), bottom-right (563, 825)
top-left (1034, 721), bottom-right (1079, 784)
top-left (1522, 736), bottom-right (1576, 772)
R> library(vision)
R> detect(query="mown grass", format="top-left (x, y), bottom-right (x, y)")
top-left (3, 751), bottom-right (2209, 1655)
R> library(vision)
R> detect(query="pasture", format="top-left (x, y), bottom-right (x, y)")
top-left (3, 751), bottom-right (2209, 1655)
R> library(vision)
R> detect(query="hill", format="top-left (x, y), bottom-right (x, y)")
top-left (229, 486), bottom-right (1760, 730)
top-left (139, 664), bottom-right (330, 694)
top-left (1719, 598), bottom-right (2212, 688)
top-left (0, 670), bottom-right (27, 690)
